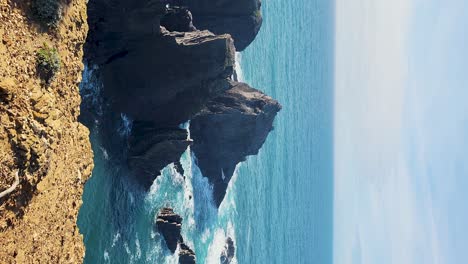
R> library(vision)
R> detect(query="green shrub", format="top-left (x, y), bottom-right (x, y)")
top-left (32, 0), bottom-right (63, 28)
top-left (36, 44), bottom-right (61, 83)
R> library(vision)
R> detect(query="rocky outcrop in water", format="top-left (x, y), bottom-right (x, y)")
top-left (179, 242), bottom-right (196, 264)
top-left (85, 0), bottom-right (280, 206)
top-left (156, 208), bottom-right (196, 263)
top-left (191, 82), bottom-right (281, 206)
top-left (128, 123), bottom-right (191, 186)
top-left (220, 237), bottom-right (236, 264)
top-left (177, 0), bottom-right (263, 51)
top-left (156, 207), bottom-right (183, 253)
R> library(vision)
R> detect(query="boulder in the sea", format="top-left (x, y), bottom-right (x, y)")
top-left (155, 207), bottom-right (197, 263)
top-left (220, 237), bottom-right (236, 264)
top-left (191, 81), bottom-right (281, 206)
top-left (156, 207), bottom-right (183, 253)
top-left (179, 242), bottom-right (196, 264)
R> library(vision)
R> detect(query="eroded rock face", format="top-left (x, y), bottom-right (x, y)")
top-left (128, 123), bottom-right (191, 187)
top-left (86, 0), bottom-right (279, 208)
top-left (99, 29), bottom-right (235, 126)
top-left (179, 242), bottom-right (196, 264)
top-left (191, 82), bottom-right (281, 206)
top-left (156, 207), bottom-right (183, 253)
top-left (178, 0), bottom-right (263, 51)
top-left (155, 208), bottom-right (196, 263)
top-left (86, 0), bottom-right (236, 126)
top-left (0, 0), bottom-right (93, 262)
top-left (220, 237), bottom-right (236, 264)
top-left (161, 7), bottom-right (197, 32)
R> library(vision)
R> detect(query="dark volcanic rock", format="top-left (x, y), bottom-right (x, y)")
top-left (179, 242), bottom-right (196, 264)
top-left (161, 7), bottom-right (197, 32)
top-left (85, 0), bottom-right (279, 194)
top-left (128, 122), bottom-right (191, 187)
top-left (96, 29), bottom-right (235, 126)
top-left (220, 237), bottom-right (235, 264)
top-left (86, 0), bottom-right (235, 126)
top-left (156, 208), bottom-right (183, 253)
top-left (191, 82), bottom-right (281, 206)
top-left (178, 0), bottom-right (263, 51)
top-left (156, 208), bottom-right (197, 263)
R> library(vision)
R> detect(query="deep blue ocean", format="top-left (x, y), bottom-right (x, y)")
top-left (78, 0), bottom-right (334, 263)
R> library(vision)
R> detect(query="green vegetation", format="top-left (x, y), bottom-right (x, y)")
top-left (31, 0), bottom-right (63, 28)
top-left (36, 43), bottom-right (61, 83)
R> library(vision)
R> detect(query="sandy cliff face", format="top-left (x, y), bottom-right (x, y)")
top-left (0, 0), bottom-right (93, 262)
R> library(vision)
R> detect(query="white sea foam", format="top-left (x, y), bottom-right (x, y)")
top-left (111, 232), bottom-right (121, 248)
top-left (235, 52), bottom-right (245, 82)
top-left (103, 250), bottom-right (110, 262)
top-left (206, 221), bottom-right (238, 264)
top-left (118, 113), bottom-right (133, 137)
top-left (135, 234), bottom-right (142, 260)
top-left (99, 146), bottom-right (109, 160)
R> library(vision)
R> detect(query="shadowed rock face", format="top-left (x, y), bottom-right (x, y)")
top-left (191, 82), bottom-right (281, 207)
top-left (155, 208), bottom-right (196, 263)
top-left (128, 123), bottom-right (191, 187)
top-left (161, 8), bottom-right (197, 32)
top-left (156, 208), bottom-right (183, 253)
top-left (85, 0), bottom-right (280, 206)
top-left (179, 243), bottom-right (196, 264)
top-left (178, 0), bottom-right (263, 51)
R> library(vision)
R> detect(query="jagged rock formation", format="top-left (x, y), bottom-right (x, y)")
top-left (128, 123), bottom-right (192, 187)
top-left (0, 0), bottom-right (93, 262)
top-left (178, 0), bottom-right (263, 51)
top-left (85, 0), bottom-right (280, 206)
top-left (191, 82), bottom-right (281, 206)
top-left (99, 29), bottom-right (235, 126)
top-left (179, 242), bottom-right (196, 264)
top-left (156, 207), bottom-right (183, 253)
top-left (220, 237), bottom-right (236, 264)
top-left (161, 7), bottom-right (197, 32)
top-left (156, 208), bottom-right (196, 263)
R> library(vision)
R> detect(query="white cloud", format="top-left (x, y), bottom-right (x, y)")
top-left (335, 0), bottom-right (468, 262)
top-left (333, 0), bottom-right (448, 263)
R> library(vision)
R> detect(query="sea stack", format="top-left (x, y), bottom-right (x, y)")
top-left (155, 208), bottom-right (196, 263)
top-left (191, 82), bottom-right (281, 206)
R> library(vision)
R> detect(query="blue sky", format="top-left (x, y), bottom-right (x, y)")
top-left (334, 0), bottom-right (468, 263)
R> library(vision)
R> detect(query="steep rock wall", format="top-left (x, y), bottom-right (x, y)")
top-left (0, 0), bottom-right (93, 262)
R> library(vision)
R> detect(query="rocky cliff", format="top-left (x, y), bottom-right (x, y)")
top-left (178, 0), bottom-right (263, 51)
top-left (191, 82), bottom-right (281, 206)
top-left (0, 0), bottom-right (93, 262)
top-left (85, 0), bottom-right (279, 195)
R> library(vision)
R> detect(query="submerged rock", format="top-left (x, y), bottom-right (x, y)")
top-left (191, 82), bottom-right (281, 206)
top-left (220, 237), bottom-right (236, 264)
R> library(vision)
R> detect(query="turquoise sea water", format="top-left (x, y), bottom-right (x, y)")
top-left (78, 0), bottom-right (334, 263)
